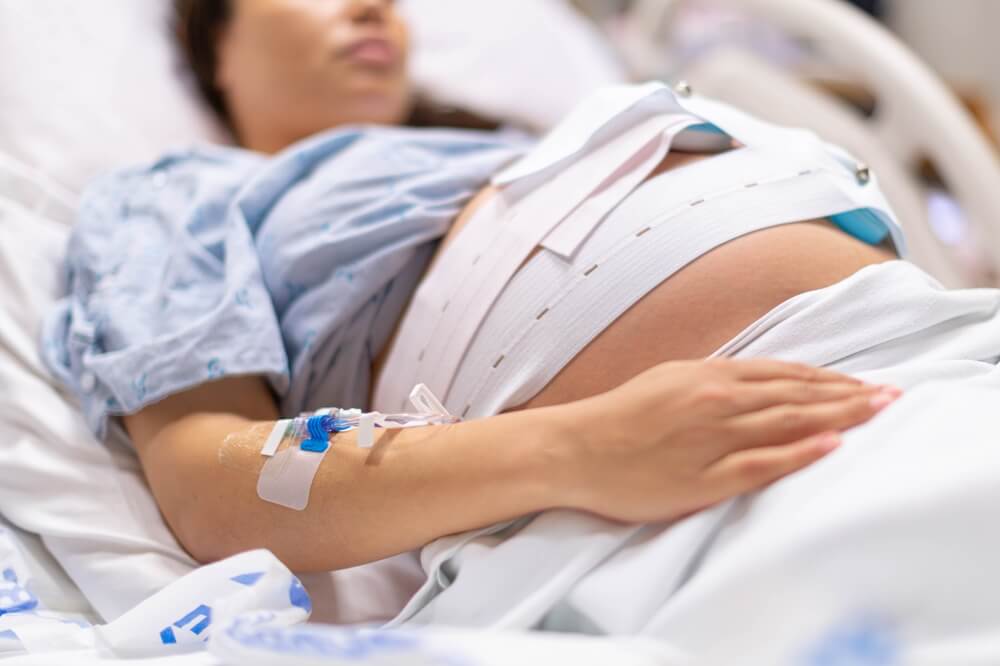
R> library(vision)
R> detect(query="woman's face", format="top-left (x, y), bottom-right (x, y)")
top-left (217, 0), bottom-right (412, 152)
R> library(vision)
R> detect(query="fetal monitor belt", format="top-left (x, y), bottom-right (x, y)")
top-left (373, 84), bottom-right (902, 417)
top-left (374, 109), bottom-right (703, 412)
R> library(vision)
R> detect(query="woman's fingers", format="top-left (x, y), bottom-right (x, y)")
top-left (728, 380), bottom-right (885, 415)
top-left (726, 391), bottom-right (896, 451)
top-left (705, 431), bottom-right (842, 500)
top-left (723, 359), bottom-right (862, 385)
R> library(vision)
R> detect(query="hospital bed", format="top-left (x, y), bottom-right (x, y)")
top-left (605, 0), bottom-right (1000, 288)
top-left (1, 0), bottom-right (999, 662)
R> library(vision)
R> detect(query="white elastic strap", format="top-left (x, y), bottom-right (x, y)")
top-left (540, 123), bottom-right (678, 259)
top-left (491, 81), bottom-right (680, 185)
top-left (257, 445), bottom-right (328, 511)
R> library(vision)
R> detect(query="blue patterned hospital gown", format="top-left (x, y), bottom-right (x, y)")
top-left (42, 126), bottom-right (529, 438)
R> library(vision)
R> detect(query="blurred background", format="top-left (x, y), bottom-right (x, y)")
top-left (573, 0), bottom-right (999, 145)
top-left (566, 0), bottom-right (1000, 283)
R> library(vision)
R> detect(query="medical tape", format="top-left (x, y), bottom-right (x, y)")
top-left (256, 445), bottom-right (326, 511)
top-left (216, 415), bottom-right (335, 501)
top-left (374, 111), bottom-right (702, 412)
top-left (256, 415), bottom-right (334, 511)
top-left (260, 419), bottom-right (291, 457)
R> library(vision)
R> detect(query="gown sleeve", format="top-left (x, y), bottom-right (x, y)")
top-left (41, 148), bottom-right (290, 439)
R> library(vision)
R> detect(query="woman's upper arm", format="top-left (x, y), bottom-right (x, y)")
top-left (124, 376), bottom-right (279, 459)
top-left (122, 376), bottom-right (280, 561)
top-left (41, 152), bottom-right (288, 441)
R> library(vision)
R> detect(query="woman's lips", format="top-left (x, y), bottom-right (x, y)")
top-left (341, 38), bottom-right (398, 67)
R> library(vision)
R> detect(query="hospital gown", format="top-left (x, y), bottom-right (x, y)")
top-left (42, 126), bottom-right (529, 438)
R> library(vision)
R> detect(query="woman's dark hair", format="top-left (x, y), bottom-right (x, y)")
top-left (171, 0), bottom-right (501, 133)
top-left (173, 0), bottom-right (233, 125)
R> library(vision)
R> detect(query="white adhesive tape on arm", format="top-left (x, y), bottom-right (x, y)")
top-left (261, 420), bottom-right (291, 457)
top-left (257, 445), bottom-right (328, 511)
top-left (357, 413), bottom-right (376, 449)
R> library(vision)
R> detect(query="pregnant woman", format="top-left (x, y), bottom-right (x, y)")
top-left (43, 0), bottom-right (899, 576)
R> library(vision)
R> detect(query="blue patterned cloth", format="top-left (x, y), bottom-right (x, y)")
top-left (42, 126), bottom-right (529, 438)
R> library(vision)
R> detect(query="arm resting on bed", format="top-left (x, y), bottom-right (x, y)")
top-left (124, 362), bottom-right (892, 572)
top-left (125, 376), bottom-right (568, 572)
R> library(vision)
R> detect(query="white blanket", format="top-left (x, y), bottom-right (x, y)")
top-left (389, 260), bottom-right (1000, 664)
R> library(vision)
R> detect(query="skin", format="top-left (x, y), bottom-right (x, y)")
top-left (216, 0), bottom-right (413, 152)
top-left (123, 0), bottom-right (899, 571)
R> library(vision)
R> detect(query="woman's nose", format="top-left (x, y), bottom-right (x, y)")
top-left (349, 0), bottom-right (391, 25)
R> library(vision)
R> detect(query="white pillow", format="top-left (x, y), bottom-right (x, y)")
top-left (403, 0), bottom-right (628, 131)
top-left (0, 1), bottom-right (626, 194)
top-left (0, 2), bottom-right (227, 194)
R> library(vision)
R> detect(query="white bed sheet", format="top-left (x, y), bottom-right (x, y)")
top-left (0, 517), bottom-right (93, 622)
top-left (0, 0), bottom-right (625, 193)
top-left (0, 155), bottom-right (189, 614)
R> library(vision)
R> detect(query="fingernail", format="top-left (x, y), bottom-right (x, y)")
top-left (879, 385), bottom-right (904, 398)
top-left (870, 391), bottom-right (897, 410)
top-left (817, 433), bottom-right (841, 452)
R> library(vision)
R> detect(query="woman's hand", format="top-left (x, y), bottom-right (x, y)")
top-left (555, 359), bottom-right (898, 523)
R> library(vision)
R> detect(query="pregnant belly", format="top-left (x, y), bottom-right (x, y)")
top-left (374, 152), bottom-right (895, 410)
top-left (514, 218), bottom-right (894, 410)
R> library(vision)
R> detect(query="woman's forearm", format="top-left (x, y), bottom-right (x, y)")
top-left (141, 406), bottom-right (574, 572)
top-left (134, 360), bottom-right (893, 573)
